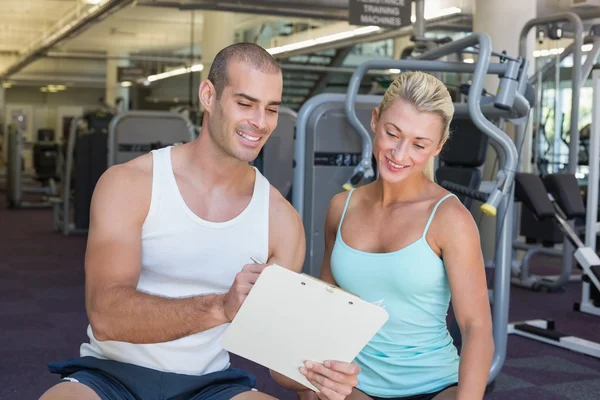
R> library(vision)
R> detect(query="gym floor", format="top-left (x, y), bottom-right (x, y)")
top-left (1, 188), bottom-right (599, 400)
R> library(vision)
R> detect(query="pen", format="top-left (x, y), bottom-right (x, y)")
top-left (250, 257), bottom-right (264, 264)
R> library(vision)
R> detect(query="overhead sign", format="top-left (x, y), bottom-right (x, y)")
top-left (348, 0), bottom-right (412, 29)
top-left (117, 67), bottom-right (146, 83)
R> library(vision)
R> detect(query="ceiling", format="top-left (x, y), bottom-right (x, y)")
top-left (0, 0), bottom-right (598, 92)
top-left (0, 0), bottom-right (324, 88)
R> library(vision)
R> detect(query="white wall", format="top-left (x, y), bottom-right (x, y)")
top-left (1, 87), bottom-right (105, 169)
top-left (5, 87), bottom-right (105, 106)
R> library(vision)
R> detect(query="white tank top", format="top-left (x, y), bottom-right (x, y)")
top-left (80, 146), bottom-right (270, 375)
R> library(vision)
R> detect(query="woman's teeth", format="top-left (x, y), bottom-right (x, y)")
top-left (387, 159), bottom-right (407, 169)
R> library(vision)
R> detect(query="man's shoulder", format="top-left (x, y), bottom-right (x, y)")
top-left (93, 153), bottom-right (154, 210)
top-left (268, 185), bottom-right (303, 230)
top-left (266, 184), bottom-right (306, 270)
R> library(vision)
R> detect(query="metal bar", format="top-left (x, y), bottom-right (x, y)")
top-left (586, 69), bottom-right (600, 251)
top-left (280, 64), bottom-right (387, 75)
top-left (533, 58), bottom-right (543, 174)
top-left (553, 53), bottom-right (562, 174)
top-left (520, 12), bottom-right (583, 174)
top-left (417, 38), bottom-right (479, 61)
top-left (555, 217), bottom-right (585, 250)
top-left (45, 51), bottom-right (200, 63)
top-left (414, 0), bottom-right (426, 41)
top-left (283, 60), bottom-right (507, 75)
top-left (489, 192), bottom-right (514, 382)
top-left (6, 127), bottom-right (20, 207)
top-left (63, 117), bottom-right (83, 235)
top-left (454, 103), bottom-right (526, 119)
top-left (581, 39), bottom-right (600, 87)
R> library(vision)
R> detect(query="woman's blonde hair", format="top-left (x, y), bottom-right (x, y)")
top-left (377, 71), bottom-right (454, 181)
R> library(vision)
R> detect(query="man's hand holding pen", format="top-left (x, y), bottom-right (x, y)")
top-left (219, 258), bottom-right (269, 323)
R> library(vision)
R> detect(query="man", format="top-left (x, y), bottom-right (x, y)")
top-left (40, 43), bottom-right (359, 400)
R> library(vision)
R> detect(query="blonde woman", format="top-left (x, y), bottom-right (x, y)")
top-left (318, 72), bottom-right (494, 400)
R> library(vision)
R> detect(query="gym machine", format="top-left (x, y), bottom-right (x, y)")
top-left (50, 111), bottom-right (113, 235)
top-left (251, 107), bottom-right (297, 201)
top-left (6, 126), bottom-right (59, 209)
top-left (512, 13), bottom-right (600, 291)
top-left (107, 111), bottom-right (196, 167)
top-left (51, 110), bottom-right (196, 236)
top-left (580, 69), bottom-right (600, 320)
top-left (508, 172), bottom-right (600, 359)
top-left (294, 32), bottom-right (530, 384)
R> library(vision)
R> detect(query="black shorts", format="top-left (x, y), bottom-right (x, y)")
top-left (364, 382), bottom-right (458, 400)
top-left (48, 356), bottom-right (256, 400)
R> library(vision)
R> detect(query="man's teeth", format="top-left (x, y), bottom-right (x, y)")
top-left (237, 130), bottom-right (259, 142)
top-left (387, 159), bottom-right (407, 169)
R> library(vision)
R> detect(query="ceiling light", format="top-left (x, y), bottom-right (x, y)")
top-left (147, 64), bottom-right (204, 82)
top-left (268, 25), bottom-right (381, 56)
top-left (533, 44), bottom-right (595, 58)
top-left (121, 81), bottom-right (132, 87)
top-left (411, 7), bottom-right (462, 23)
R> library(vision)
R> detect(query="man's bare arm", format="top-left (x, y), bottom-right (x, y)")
top-left (265, 188), bottom-right (306, 272)
top-left (264, 189), bottom-right (310, 392)
top-left (85, 158), bottom-right (229, 344)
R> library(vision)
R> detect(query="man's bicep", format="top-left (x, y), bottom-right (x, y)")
top-left (268, 198), bottom-right (306, 273)
top-left (85, 167), bottom-right (149, 302)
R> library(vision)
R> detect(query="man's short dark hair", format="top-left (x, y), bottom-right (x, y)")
top-left (207, 42), bottom-right (281, 99)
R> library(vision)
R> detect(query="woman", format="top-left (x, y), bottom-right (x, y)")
top-left (319, 72), bottom-right (494, 400)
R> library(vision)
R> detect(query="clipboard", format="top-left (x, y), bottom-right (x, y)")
top-left (221, 264), bottom-right (389, 392)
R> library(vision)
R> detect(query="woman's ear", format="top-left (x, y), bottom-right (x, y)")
top-left (371, 107), bottom-right (380, 133)
top-left (433, 136), bottom-right (448, 157)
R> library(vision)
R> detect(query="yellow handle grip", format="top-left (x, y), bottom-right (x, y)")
top-left (480, 203), bottom-right (497, 217)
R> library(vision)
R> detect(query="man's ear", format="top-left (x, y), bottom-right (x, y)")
top-left (199, 80), bottom-right (216, 113)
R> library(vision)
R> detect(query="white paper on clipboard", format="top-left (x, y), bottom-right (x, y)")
top-left (221, 264), bottom-right (389, 392)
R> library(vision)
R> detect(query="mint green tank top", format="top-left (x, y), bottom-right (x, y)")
top-left (330, 190), bottom-right (460, 398)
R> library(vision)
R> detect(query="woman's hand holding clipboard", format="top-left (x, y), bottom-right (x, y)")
top-left (222, 262), bottom-right (389, 398)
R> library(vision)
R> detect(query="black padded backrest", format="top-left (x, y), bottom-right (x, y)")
top-left (514, 173), bottom-right (555, 220)
top-left (439, 118), bottom-right (489, 167)
top-left (85, 112), bottom-right (113, 134)
top-left (543, 173), bottom-right (586, 219)
top-left (33, 142), bottom-right (59, 179)
top-left (37, 128), bottom-right (55, 142)
top-left (74, 132), bottom-right (108, 229)
top-left (436, 166), bottom-right (481, 209)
